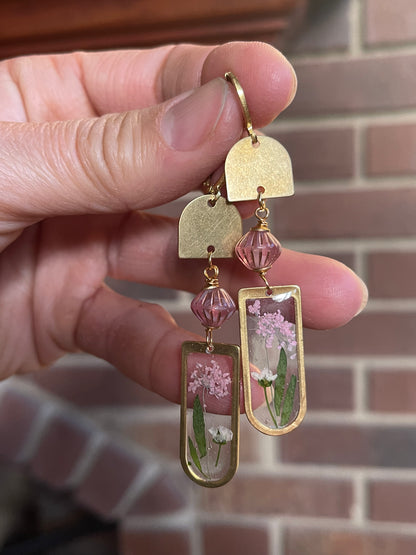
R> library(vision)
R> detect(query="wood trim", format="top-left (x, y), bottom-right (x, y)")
top-left (0, 0), bottom-right (304, 58)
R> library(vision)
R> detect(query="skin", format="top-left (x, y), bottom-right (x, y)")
top-left (0, 42), bottom-right (367, 405)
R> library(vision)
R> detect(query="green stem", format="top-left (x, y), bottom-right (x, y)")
top-left (264, 387), bottom-right (278, 428)
top-left (215, 443), bottom-right (223, 467)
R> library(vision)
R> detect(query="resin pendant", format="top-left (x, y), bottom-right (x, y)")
top-left (239, 286), bottom-right (306, 435)
top-left (180, 341), bottom-right (240, 487)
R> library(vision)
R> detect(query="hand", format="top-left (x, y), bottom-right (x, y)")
top-left (0, 42), bottom-right (367, 403)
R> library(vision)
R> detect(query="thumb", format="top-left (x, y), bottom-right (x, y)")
top-left (0, 78), bottom-right (242, 227)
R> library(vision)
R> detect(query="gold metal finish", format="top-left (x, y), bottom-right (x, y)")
top-left (225, 136), bottom-right (294, 201)
top-left (180, 341), bottom-right (240, 487)
top-left (203, 173), bottom-right (225, 203)
top-left (225, 72), bottom-right (258, 144)
top-left (239, 285), bottom-right (306, 436)
top-left (205, 328), bottom-right (214, 352)
top-left (178, 195), bottom-right (242, 258)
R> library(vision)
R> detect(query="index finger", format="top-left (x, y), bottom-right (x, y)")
top-left (79, 42), bottom-right (296, 123)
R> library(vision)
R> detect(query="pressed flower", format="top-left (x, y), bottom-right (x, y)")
top-left (208, 425), bottom-right (233, 445)
top-left (208, 425), bottom-right (233, 467)
top-left (247, 301), bottom-right (297, 355)
top-left (251, 368), bottom-right (277, 388)
top-left (188, 359), bottom-right (231, 399)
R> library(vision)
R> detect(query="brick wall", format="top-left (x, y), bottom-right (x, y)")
top-left (1, 0), bottom-right (416, 553)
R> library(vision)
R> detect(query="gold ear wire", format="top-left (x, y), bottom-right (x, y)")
top-left (225, 72), bottom-right (258, 144)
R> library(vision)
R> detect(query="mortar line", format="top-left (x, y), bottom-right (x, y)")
top-left (349, 0), bottom-right (363, 57)
top-left (354, 360), bottom-right (367, 416)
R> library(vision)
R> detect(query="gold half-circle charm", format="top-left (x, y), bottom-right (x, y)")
top-left (225, 136), bottom-right (294, 201)
top-left (178, 195), bottom-right (242, 259)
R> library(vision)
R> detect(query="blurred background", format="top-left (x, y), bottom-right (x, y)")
top-left (1, 0), bottom-right (416, 553)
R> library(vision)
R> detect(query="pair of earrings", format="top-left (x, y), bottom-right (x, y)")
top-left (178, 73), bottom-right (306, 487)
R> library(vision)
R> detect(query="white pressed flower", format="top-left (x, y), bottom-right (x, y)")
top-left (251, 368), bottom-right (277, 387)
top-left (208, 425), bottom-right (233, 444)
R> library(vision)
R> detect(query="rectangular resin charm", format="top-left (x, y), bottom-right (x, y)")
top-left (180, 341), bottom-right (240, 487)
top-left (239, 286), bottom-right (306, 435)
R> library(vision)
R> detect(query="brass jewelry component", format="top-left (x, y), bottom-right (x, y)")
top-left (225, 136), bottom-right (294, 202)
top-left (225, 72), bottom-right (258, 144)
top-left (239, 286), bottom-right (306, 436)
top-left (180, 341), bottom-right (240, 487)
top-left (178, 194), bottom-right (242, 258)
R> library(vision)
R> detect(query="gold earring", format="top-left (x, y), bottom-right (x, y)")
top-left (178, 185), bottom-right (241, 487)
top-left (225, 72), bottom-right (306, 436)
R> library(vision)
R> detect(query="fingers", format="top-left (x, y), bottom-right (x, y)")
top-left (75, 284), bottom-right (195, 405)
top-left (0, 79), bottom-right (237, 227)
top-left (0, 43), bottom-right (296, 230)
top-left (75, 284), bottom-right (263, 411)
top-left (106, 212), bottom-right (367, 330)
top-left (79, 42), bottom-right (296, 124)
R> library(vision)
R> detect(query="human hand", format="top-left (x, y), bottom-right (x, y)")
top-left (0, 42), bottom-right (367, 402)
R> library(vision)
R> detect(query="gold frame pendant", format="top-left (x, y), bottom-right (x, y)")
top-left (180, 341), bottom-right (240, 487)
top-left (239, 285), bottom-right (306, 436)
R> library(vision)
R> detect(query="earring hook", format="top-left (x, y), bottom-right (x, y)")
top-left (225, 72), bottom-right (258, 145)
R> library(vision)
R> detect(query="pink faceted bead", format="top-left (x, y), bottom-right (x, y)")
top-left (191, 286), bottom-right (236, 329)
top-left (235, 228), bottom-right (281, 272)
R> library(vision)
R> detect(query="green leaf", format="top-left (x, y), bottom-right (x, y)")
top-left (193, 395), bottom-right (207, 458)
top-left (274, 348), bottom-right (287, 416)
top-left (280, 375), bottom-right (297, 426)
top-left (188, 436), bottom-right (205, 475)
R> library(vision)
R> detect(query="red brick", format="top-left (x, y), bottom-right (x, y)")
top-left (285, 527), bottom-right (416, 555)
top-left (368, 251), bottom-right (416, 298)
top-left (119, 529), bottom-right (190, 555)
top-left (365, 0), bottom-right (416, 46)
top-left (307, 367), bottom-right (353, 411)
top-left (369, 370), bottom-right (416, 413)
top-left (367, 124), bottom-right (416, 176)
top-left (110, 420), bottom-right (180, 461)
top-left (76, 442), bottom-right (143, 517)
top-left (369, 481), bottom-right (416, 522)
top-left (287, 54), bottom-right (416, 116)
top-left (30, 413), bottom-right (91, 488)
top-left (200, 475), bottom-right (352, 517)
top-left (127, 474), bottom-right (187, 516)
top-left (281, 423), bottom-right (416, 467)
top-left (28, 366), bottom-right (170, 408)
top-left (274, 188), bottom-right (416, 240)
top-left (305, 312), bottom-right (416, 356)
top-left (112, 417), bottom-right (258, 464)
top-left (287, 0), bottom-right (350, 54)
top-left (202, 523), bottom-right (269, 555)
top-left (0, 389), bottom-right (41, 462)
top-left (272, 128), bottom-right (355, 181)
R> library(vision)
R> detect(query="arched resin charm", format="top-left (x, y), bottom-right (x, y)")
top-left (239, 286), bottom-right (306, 435)
top-left (180, 342), bottom-right (240, 487)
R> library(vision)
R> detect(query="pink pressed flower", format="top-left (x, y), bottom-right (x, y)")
top-left (247, 299), bottom-right (261, 317)
top-left (249, 303), bottom-right (297, 354)
top-left (188, 359), bottom-right (231, 399)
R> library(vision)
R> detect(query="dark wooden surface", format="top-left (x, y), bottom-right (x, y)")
top-left (0, 0), bottom-right (306, 58)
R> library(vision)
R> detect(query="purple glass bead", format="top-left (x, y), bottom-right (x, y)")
top-left (235, 228), bottom-right (281, 272)
top-left (191, 286), bottom-right (236, 329)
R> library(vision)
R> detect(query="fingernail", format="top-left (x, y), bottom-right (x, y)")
top-left (281, 56), bottom-right (297, 110)
top-left (355, 278), bottom-right (369, 317)
top-left (161, 78), bottom-right (228, 151)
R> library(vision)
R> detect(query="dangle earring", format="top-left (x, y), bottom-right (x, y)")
top-left (224, 72), bottom-right (306, 436)
top-left (178, 183), bottom-right (242, 487)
